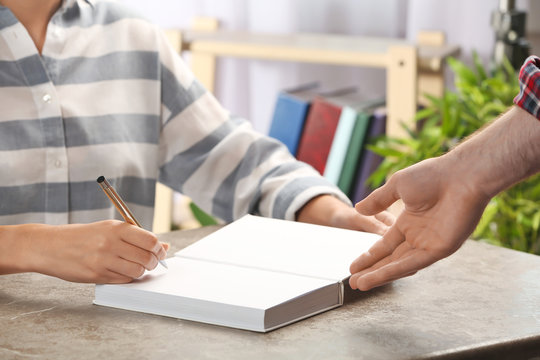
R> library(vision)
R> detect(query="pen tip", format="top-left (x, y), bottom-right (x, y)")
top-left (97, 176), bottom-right (105, 183)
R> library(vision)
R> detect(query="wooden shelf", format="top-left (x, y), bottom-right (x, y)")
top-left (183, 31), bottom-right (406, 67)
top-left (182, 30), bottom-right (458, 71)
top-left (178, 28), bottom-right (459, 139)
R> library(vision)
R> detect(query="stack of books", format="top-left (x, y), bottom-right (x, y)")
top-left (268, 84), bottom-right (386, 203)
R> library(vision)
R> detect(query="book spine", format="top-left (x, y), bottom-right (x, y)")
top-left (351, 110), bottom-right (387, 203)
top-left (337, 112), bottom-right (371, 196)
top-left (268, 94), bottom-right (310, 156)
top-left (323, 106), bottom-right (358, 185)
top-left (296, 98), bottom-right (342, 174)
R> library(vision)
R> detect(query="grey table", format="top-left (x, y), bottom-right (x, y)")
top-left (1, 225), bottom-right (540, 360)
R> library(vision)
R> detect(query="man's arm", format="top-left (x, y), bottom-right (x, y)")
top-left (349, 105), bottom-right (540, 291)
top-left (0, 221), bottom-right (168, 283)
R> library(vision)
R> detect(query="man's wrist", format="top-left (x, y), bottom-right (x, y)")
top-left (442, 106), bottom-right (540, 200)
top-left (441, 141), bottom-right (496, 201)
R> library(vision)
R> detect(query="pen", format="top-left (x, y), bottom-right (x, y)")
top-left (97, 176), bottom-right (168, 269)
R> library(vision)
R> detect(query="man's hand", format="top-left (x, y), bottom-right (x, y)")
top-left (1, 220), bottom-right (169, 284)
top-left (296, 194), bottom-right (394, 235)
top-left (349, 157), bottom-right (490, 291)
top-left (349, 106), bottom-right (540, 291)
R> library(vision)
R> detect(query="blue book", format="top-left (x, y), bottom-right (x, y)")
top-left (268, 84), bottom-right (319, 156)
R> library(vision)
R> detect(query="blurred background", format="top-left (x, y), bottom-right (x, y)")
top-left (115, 0), bottom-right (540, 245)
top-left (119, 0), bottom-right (538, 134)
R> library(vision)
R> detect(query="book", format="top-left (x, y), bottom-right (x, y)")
top-left (295, 97), bottom-right (342, 174)
top-left (323, 105), bottom-right (358, 185)
top-left (268, 83), bottom-right (318, 156)
top-left (325, 100), bottom-right (384, 194)
top-left (337, 101), bottom-right (385, 197)
top-left (352, 107), bottom-right (387, 203)
top-left (94, 215), bottom-right (380, 332)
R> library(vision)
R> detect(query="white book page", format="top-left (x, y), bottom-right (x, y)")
top-left (103, 257), bottom-right (336, 310)
top-left (175, 215), bottom-right (380, 281)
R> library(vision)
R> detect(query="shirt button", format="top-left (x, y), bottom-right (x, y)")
top-left (55, 160), bottom-right (62, 168)
top-left (42, 94), bottom-right (52, 103)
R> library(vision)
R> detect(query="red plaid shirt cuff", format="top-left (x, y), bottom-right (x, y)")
top-left (514, 55), bottom-right (540, 120)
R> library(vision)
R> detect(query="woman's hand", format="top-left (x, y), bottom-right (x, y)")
top-left (1, 220), bottom-right (169, 284)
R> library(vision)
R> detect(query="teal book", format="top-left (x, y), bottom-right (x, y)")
top-left (268, 84), bottom-right (319, 156)
top-left (323, 106), bottom-right (358, 185)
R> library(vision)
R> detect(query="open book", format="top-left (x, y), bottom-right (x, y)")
top-left (94, 215), bottom-right (380, 332)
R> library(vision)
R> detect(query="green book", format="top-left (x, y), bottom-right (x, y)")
top-left (337, 101), bottom-right (382, 196)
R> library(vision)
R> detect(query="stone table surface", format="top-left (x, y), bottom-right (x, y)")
top-left (1, 225), bottom-right (540, 360)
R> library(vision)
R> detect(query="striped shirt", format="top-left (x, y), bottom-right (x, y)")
top-left (0, 0), bottom-right (349, 229)
top-left (514, 55), bottom-right (540, 120)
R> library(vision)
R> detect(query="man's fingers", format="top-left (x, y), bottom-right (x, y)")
top-left (355, 181), bottom-right (399, 216)
top-left (349, 254), bottom-right (394, 285)
top-left (358, 240), bottom-right (414, 274)
top-left (349, 225), bottom-right (405, 274)
top-left (349, 241), bottom-right (414, 288)
top-left (351, 250), bottom-right (437, 291)
top-left (350, 269), bottom-right (418, 290)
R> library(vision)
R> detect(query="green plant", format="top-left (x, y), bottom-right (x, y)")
top-left (367, 53), bottom-right (540, 255)
top-left (189, 201), bottom-right (219, 226)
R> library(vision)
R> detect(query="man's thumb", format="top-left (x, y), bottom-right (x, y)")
top-left (355, 182), bottom-right (398, 216)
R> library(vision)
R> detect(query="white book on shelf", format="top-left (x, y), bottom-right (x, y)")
top-left (94, 215), bottom-right (380, 332)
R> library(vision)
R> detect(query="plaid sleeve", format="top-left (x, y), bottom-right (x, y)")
top-left (514, 55), bottom-right (540, 120)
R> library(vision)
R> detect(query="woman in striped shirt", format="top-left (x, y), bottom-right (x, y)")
top-left (0, 0), bottom-right (393, 283)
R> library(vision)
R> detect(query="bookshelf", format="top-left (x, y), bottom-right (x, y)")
top-left (152, 19), bottom-right (459, 233)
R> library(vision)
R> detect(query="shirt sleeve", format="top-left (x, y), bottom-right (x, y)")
top-left (154, 29), bottom-right (351, 222)
top-left (514, 55), bottom-right (540, 120)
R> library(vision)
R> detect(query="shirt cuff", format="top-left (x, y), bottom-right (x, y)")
top-left (514, 55), bottom-right (540, 120)
top-left (283, 186), bottom-right (352, 221)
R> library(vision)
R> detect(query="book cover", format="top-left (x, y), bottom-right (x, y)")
top-left (94, 215), bottom-right (380, 332)
top-left (268, 83), bottom-right (319, 156)
top-left (323, 106), bottom-right (358, 185)
top-left (328, 99), bottom-right (384, 195)
top-left (336, 110), bottom-right (372, 196)
top-left (295, 97), bottom-right (343, 174)
top-left (351, 107), bottom-right (387, 203)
